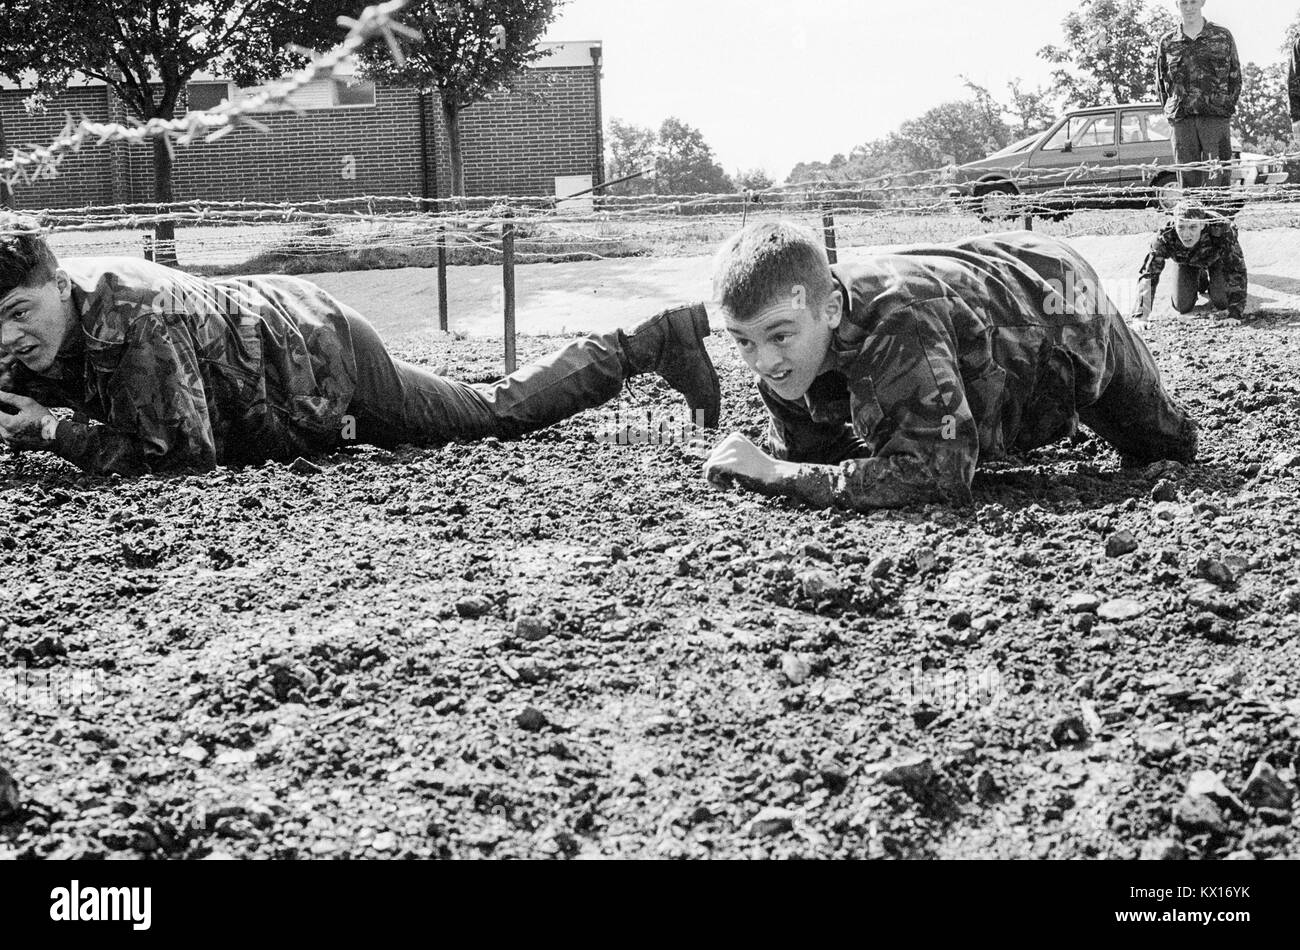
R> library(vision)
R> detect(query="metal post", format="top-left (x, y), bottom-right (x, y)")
top-left (436, 228), bottom-right (448, 332)
top-left (502, 221), bottom-right (516, 375)
top-left (822, 208), bottom-right (838, 265)
top-left (143, 235), bottom-right (154, 262)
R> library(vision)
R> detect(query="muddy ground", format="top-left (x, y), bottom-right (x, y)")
top-left (0, 302), bottom-right (1298, 860)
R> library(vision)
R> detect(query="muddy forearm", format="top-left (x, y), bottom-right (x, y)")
top-left (769, 455), bottom-right (971, 511)
top-left (50, 419), bottom-right (153, 476)
top-left (1225, 247), bottom-right (1247, 319)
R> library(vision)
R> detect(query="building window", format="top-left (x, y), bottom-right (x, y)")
top-left (333, 79), bottom-right (376, 108)
top-left (219, 77), bottom-right (377, 111)
top-left (186, 81), bottom-right (232, 111)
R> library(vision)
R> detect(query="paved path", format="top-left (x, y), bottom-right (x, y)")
top-left (291, 229), bottom-right (1300, 339)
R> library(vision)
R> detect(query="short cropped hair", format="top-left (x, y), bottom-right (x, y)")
top-left (713, 221), bottom-right (833, 321)
top-left (1172, 199), bottom-right (1211, 222)
top-left (0, 216), bottom-right (58, 301)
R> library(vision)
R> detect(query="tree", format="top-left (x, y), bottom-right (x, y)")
top-left (0, 0), bottom-right (359, 261)
top-left (358, 0), bottom-right (561, 197)
top-left (731, 168), bottom-right (774, 192)
top-left (1235, 62), bottom-right (1289, 150)
top-left (652, 117), bottom-right (732, 194)
top-left (1039, 0), bottom-right (1177, 107)
top-left (1005, 79), bottom-right (1059, 137)
top-left (892, 99), bottom-right (1011, 170)
top-left (605, 117), bottom-right (656, 196)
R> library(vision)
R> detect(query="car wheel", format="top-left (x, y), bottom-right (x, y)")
top-left (1152, 173), bottom-right (1181, 211)
top-left (977, 183), bottom-right (1020, 222)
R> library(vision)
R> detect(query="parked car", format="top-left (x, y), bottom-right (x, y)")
top-left (944, 102), bottom-right (1288, 219)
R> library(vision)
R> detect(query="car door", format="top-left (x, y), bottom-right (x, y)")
top-left (1025, 111), bottom-right (1121, 198)
top-left (1116, 108), bottom-right (1171, 191)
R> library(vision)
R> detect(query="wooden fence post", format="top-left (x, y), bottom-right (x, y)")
top-left (822, 208), bottom-right (838, 264)
top-left (502, 219), bottom-right (517, 375)
top-left (436, 228), bottom-right (449, 332)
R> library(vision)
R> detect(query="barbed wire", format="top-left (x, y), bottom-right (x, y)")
top-left (0, 0), bottom-right (420, 190)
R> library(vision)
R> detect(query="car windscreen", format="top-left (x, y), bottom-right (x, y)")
top-left (1041, 114), bottom-right (1116, 150)
top-left (986, 133), bottom-right (1043, 158)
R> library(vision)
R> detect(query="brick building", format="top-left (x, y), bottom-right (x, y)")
top-left (0, 41), bottom-right (603, 209)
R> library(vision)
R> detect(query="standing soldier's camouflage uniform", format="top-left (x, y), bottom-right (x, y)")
top-left (1289, 34), bottom-right (1300, 132)
top-left (1156, 19), bottom-right (1241, 190)
top-left (759, 233), bottom-right (1198, 511)
top-left (1136, 219), bottom-right (1247, 319)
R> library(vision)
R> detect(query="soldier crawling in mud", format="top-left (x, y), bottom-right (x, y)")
top-left (1133, 199), bottom-right (1247, 322)
top-left (702, 221), bottom-right (1199, 511)
top-left (0, 218), bottom-right (720, 474)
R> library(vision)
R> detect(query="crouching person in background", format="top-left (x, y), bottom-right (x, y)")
top-left (1133, 199), bottom-right (1247, 322)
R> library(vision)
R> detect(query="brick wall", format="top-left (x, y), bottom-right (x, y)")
top-left (1, 86), bottom-right (115, 209)
top-left (427, 66), bottom-right (601, 198)
top-left (2, 65), bottom-right (600, 209)
top-left (114, 85), bottom-right (425, 205)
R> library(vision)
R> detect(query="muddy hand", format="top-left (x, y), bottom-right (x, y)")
top-left (704, 432), bottom-right (781, 488)
top-left (0, 351), bottom-right (15, 392)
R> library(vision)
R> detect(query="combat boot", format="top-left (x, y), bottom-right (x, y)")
top-left (619, 303), bottom-right (721, 428)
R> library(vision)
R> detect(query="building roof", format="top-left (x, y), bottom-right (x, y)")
top-left (0, 41), bottom-right (603, 90)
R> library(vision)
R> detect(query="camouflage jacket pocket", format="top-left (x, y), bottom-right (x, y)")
top-left (847, 373), bottom-right (886, 451)
top-left (1015, 347), bottom-right (1078, 450)
top-left (964, 363), bottom-right (1008, 460)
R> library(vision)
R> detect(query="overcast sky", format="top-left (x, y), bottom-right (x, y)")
top-left (543, 0), bottom-right (1299, 180)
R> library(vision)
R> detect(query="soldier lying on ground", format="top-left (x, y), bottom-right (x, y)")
top-left (1133, 199), bottom-right (1247, 322)
top-left (0, 220), bottom-right (719, 475)
top-left (702, 222), bottom-right (1199, 511)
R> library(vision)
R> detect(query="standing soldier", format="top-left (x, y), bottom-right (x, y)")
top-left (1156, 0), bottom-right (1242, 193)
top-left (1289, 28), bottom-right (1300, 141)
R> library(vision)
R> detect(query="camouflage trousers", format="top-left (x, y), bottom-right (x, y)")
top-left (1171, 115), bottom-right (1232, 191)
top-left (341, 309), bottom-right (624, 448)
top-left (1064, 252), bottom-right (1199, 465)
top-left (1172, 262), bottom-right (1230, 313)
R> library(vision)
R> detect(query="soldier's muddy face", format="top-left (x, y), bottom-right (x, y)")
top-left (1175, 217), bottom-right (1207, 248)
top-left (723, 287), bottom-right (842, 400)
top-left (0, 271), bottom-right (73, 373)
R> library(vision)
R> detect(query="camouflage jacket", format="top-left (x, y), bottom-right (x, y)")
top-left (762, 233), bottom-right (1139, 512)
top-left (1137, 222), bottom-right (1247, 318)
top-left (1156, 22), bottom-right (1241, 120)
top-left (11, 258), bottom-right (357, 475)
top-left (1290, 38), bottom-right (1300, 121)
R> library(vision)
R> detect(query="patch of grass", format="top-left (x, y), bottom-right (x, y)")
top-left (190, 222), bottom-right (653, 277)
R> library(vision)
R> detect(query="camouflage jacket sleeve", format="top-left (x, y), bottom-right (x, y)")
top-left (51, 308), bottom-right (218, 476)
top-left (759, 378), bottom-right (870, 465)
top-left (1137, 230), bottom-right (1172, 303)
top-left (1155, 36), bottom-right (1170, 107)
top-left (767, 301), bottom-right (978, 511)
top-left (1226, 34), bottom-right (1242, 110)
top-left (1290, 40), bottom-right (1300, 121)
top-left (1219, 227), bottom-right (1247, 318)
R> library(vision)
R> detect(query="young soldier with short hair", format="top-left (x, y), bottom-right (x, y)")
top-left (1156, 0), bottom-right (1242, 191)
top-left (0, 221), bottom-right (720, 474)
top-left (1133, 199), bottom-right (1247, 321)
top-left (702, 222), bottom-right (1198, 511)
